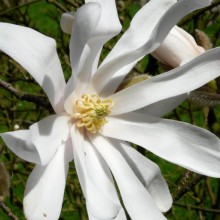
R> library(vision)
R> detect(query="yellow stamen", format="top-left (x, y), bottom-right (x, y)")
top-left (72, 94), bottom-right (114, 133)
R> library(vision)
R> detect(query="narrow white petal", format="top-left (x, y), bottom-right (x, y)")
top-left (88, 208), bottom-right (127, 220)
top-left (118, 141), bottom-right (172, 212)
top-left (89, 134), bottom-right (167, 220)
top-left (137, 94), bottom-right (187, 117)
top-left (0, 23), bottom-right (66, 113)
top-left (102, 0), bottom-right (176, 64)
top-left (89, 0), bottom-right (211, 97)
top-left (110, 48), bottom-right (220, 115)
top-left (29, 114), bottom-right (71, 165)
top-left (70, 126), bottom-right (121, 219)
top-left (0, 130), bottom-right (40, 164)
top-left (23, 141), bottom-right (72, 220)
top-left (84, 137), bottom-right (121, 205)
top-left (71, 0), bottom-right (121, 76)
top-left (115, 208), bottom-right (127, 220)
top-left (101, 112), bottom-right (220, 177)
top-left (68, 3), bottom-right (101, 77)
top-left (71, 126), bottom-right (87, 195)
top-left (64, 1), bottom-right (121, 114)
top-left (63, 3), bottom-right (102, 114)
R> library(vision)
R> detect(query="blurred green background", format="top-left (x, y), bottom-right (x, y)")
top-left (0, 0), bottom-right (220, 219)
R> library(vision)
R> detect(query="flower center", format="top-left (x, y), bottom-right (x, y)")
top-left (72, 94), bottom-right (114, 133)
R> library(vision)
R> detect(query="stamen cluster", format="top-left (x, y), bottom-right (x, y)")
top-left (72, 94), bottom-right (114, 133)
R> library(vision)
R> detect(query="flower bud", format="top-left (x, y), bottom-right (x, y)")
top-left (195, 29), bottom-right (212, 50)
top-left (151, 26), bottom-right (205, 68)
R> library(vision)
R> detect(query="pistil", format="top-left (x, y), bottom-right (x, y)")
top-left (72, 94), bottom-right (114, 133)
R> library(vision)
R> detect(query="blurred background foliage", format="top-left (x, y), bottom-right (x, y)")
top-left (0, 0), bottom-right (220, 219)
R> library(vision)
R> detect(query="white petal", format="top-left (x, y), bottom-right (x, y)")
top-left (84, 137), bottom-right (121, 205)
top-left (71, 126), bottom-right (87, 195)
top-left (118, 141), bottom-right (172, 212)
top-left (60, 12), bottom-right (75, 34)
top-left (84, 0), bottom-right (122, 38)
top-left (88, 208), bottom-right (127, 220)
top-left (29, 114), bottom-right (71, 165)
top-left (64, 1), bottom-right (121, 114)
top-left (103, 0), bottom-right (175, 63)
top-left (137, 94), bottom-right (187, 117)
top-left (114, 208), bottom-right (127, 220)
top-left (68, 3), bottom-right (101, 77)
top-left (70, 0), bottom-right (121, 76)
top-left (0, 23), bottom-right (66, 113)
top-left (110, 48), bottom-right (220, 115)
top-left (101, 112), bottom-right (220, 177)
top-left (23, 141), bottom-right (72, 220)
top-left (89, 0), bottom-right (211, 97)
top-left (89, 134), bottom-right (166, 220)
top-left (63, 3), bottom-right (102, 114)
top-left (70, 126), bottom-right (121, 219)
top-left (0, 130), bottom-right (40, 164)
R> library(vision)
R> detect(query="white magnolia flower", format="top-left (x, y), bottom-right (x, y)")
top-left (152, 26), bottom-right (205, 67)
top-left (1, 0), bottom-right (220, 219)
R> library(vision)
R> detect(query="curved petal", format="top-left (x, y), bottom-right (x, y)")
top-left (102, 0), bottom-right (175, 64)
top-left (68, 3), bottom-right (102, 77)
top-left (0, 23), bottom-right (66, 113)
top-left (23, 140), bottom-right (72, 220)
top-left (84, 0), bottom-right (122, 41)
top-left (110, 48), bottom-right (220, 115)
top-left (63, 3), bottom-right (102, 114)
top-left (0, 130), bottom-right (40, 164)
top-left (88, 208), bottom-right (127, 220)
top-left (84, 137), bottom-right (121, 206)
top-left (89, 0), bottom-right (211, 97)
top-left (115, 74), bottom-right (187, 117)
top-left (114, 208), bottom-right (127, 220)
top-left (29, 114), bottom-right (71, 165)
top-left (63, 1), bottom-right (121, 114)
top-left (70, 126), bottom-right (121, 219)
top-left (89, 134), bottom-right (167, 220)
top-left (137, 94), bottom-right (187, 117)
top-left (71, 126), bottom-right (87, 195)
top-left (60, 11), bottom-right (75, 34)
top-left (101, 112), bottom-right (220, 177)
top-left (118, 141), bottom-right (172, 212)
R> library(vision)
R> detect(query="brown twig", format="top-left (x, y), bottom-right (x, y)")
top-left (189, 91), bottom-right (220, 107)
top-left (0, 201), bottom-right (19, 220)
top-left (179, 0), bottom-right (220, 26)
top-left (174, 202), bottom-right (220, 214)
top-left (46, 0), bottom-right (68, 12)
top-left (165, 170), bottom-right (205, 216)
top-left (172, 170), bottom-right (204, 202)
top-left (0, 79), bottom-right (52, 109)
top-left (0, 0), bottom-right (43, 16)
top-left (64, 0), bottom-right (83, 8)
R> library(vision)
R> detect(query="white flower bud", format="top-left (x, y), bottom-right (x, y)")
top-left (152, 26), bottom-right (205, 67)
top-left (13, 124), bottom-right (20, 130)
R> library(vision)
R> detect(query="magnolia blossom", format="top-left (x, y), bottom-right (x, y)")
top-left (152, 26), bottom-right (205, 67)
top-left (1, 0), bottom-right (220, 220)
